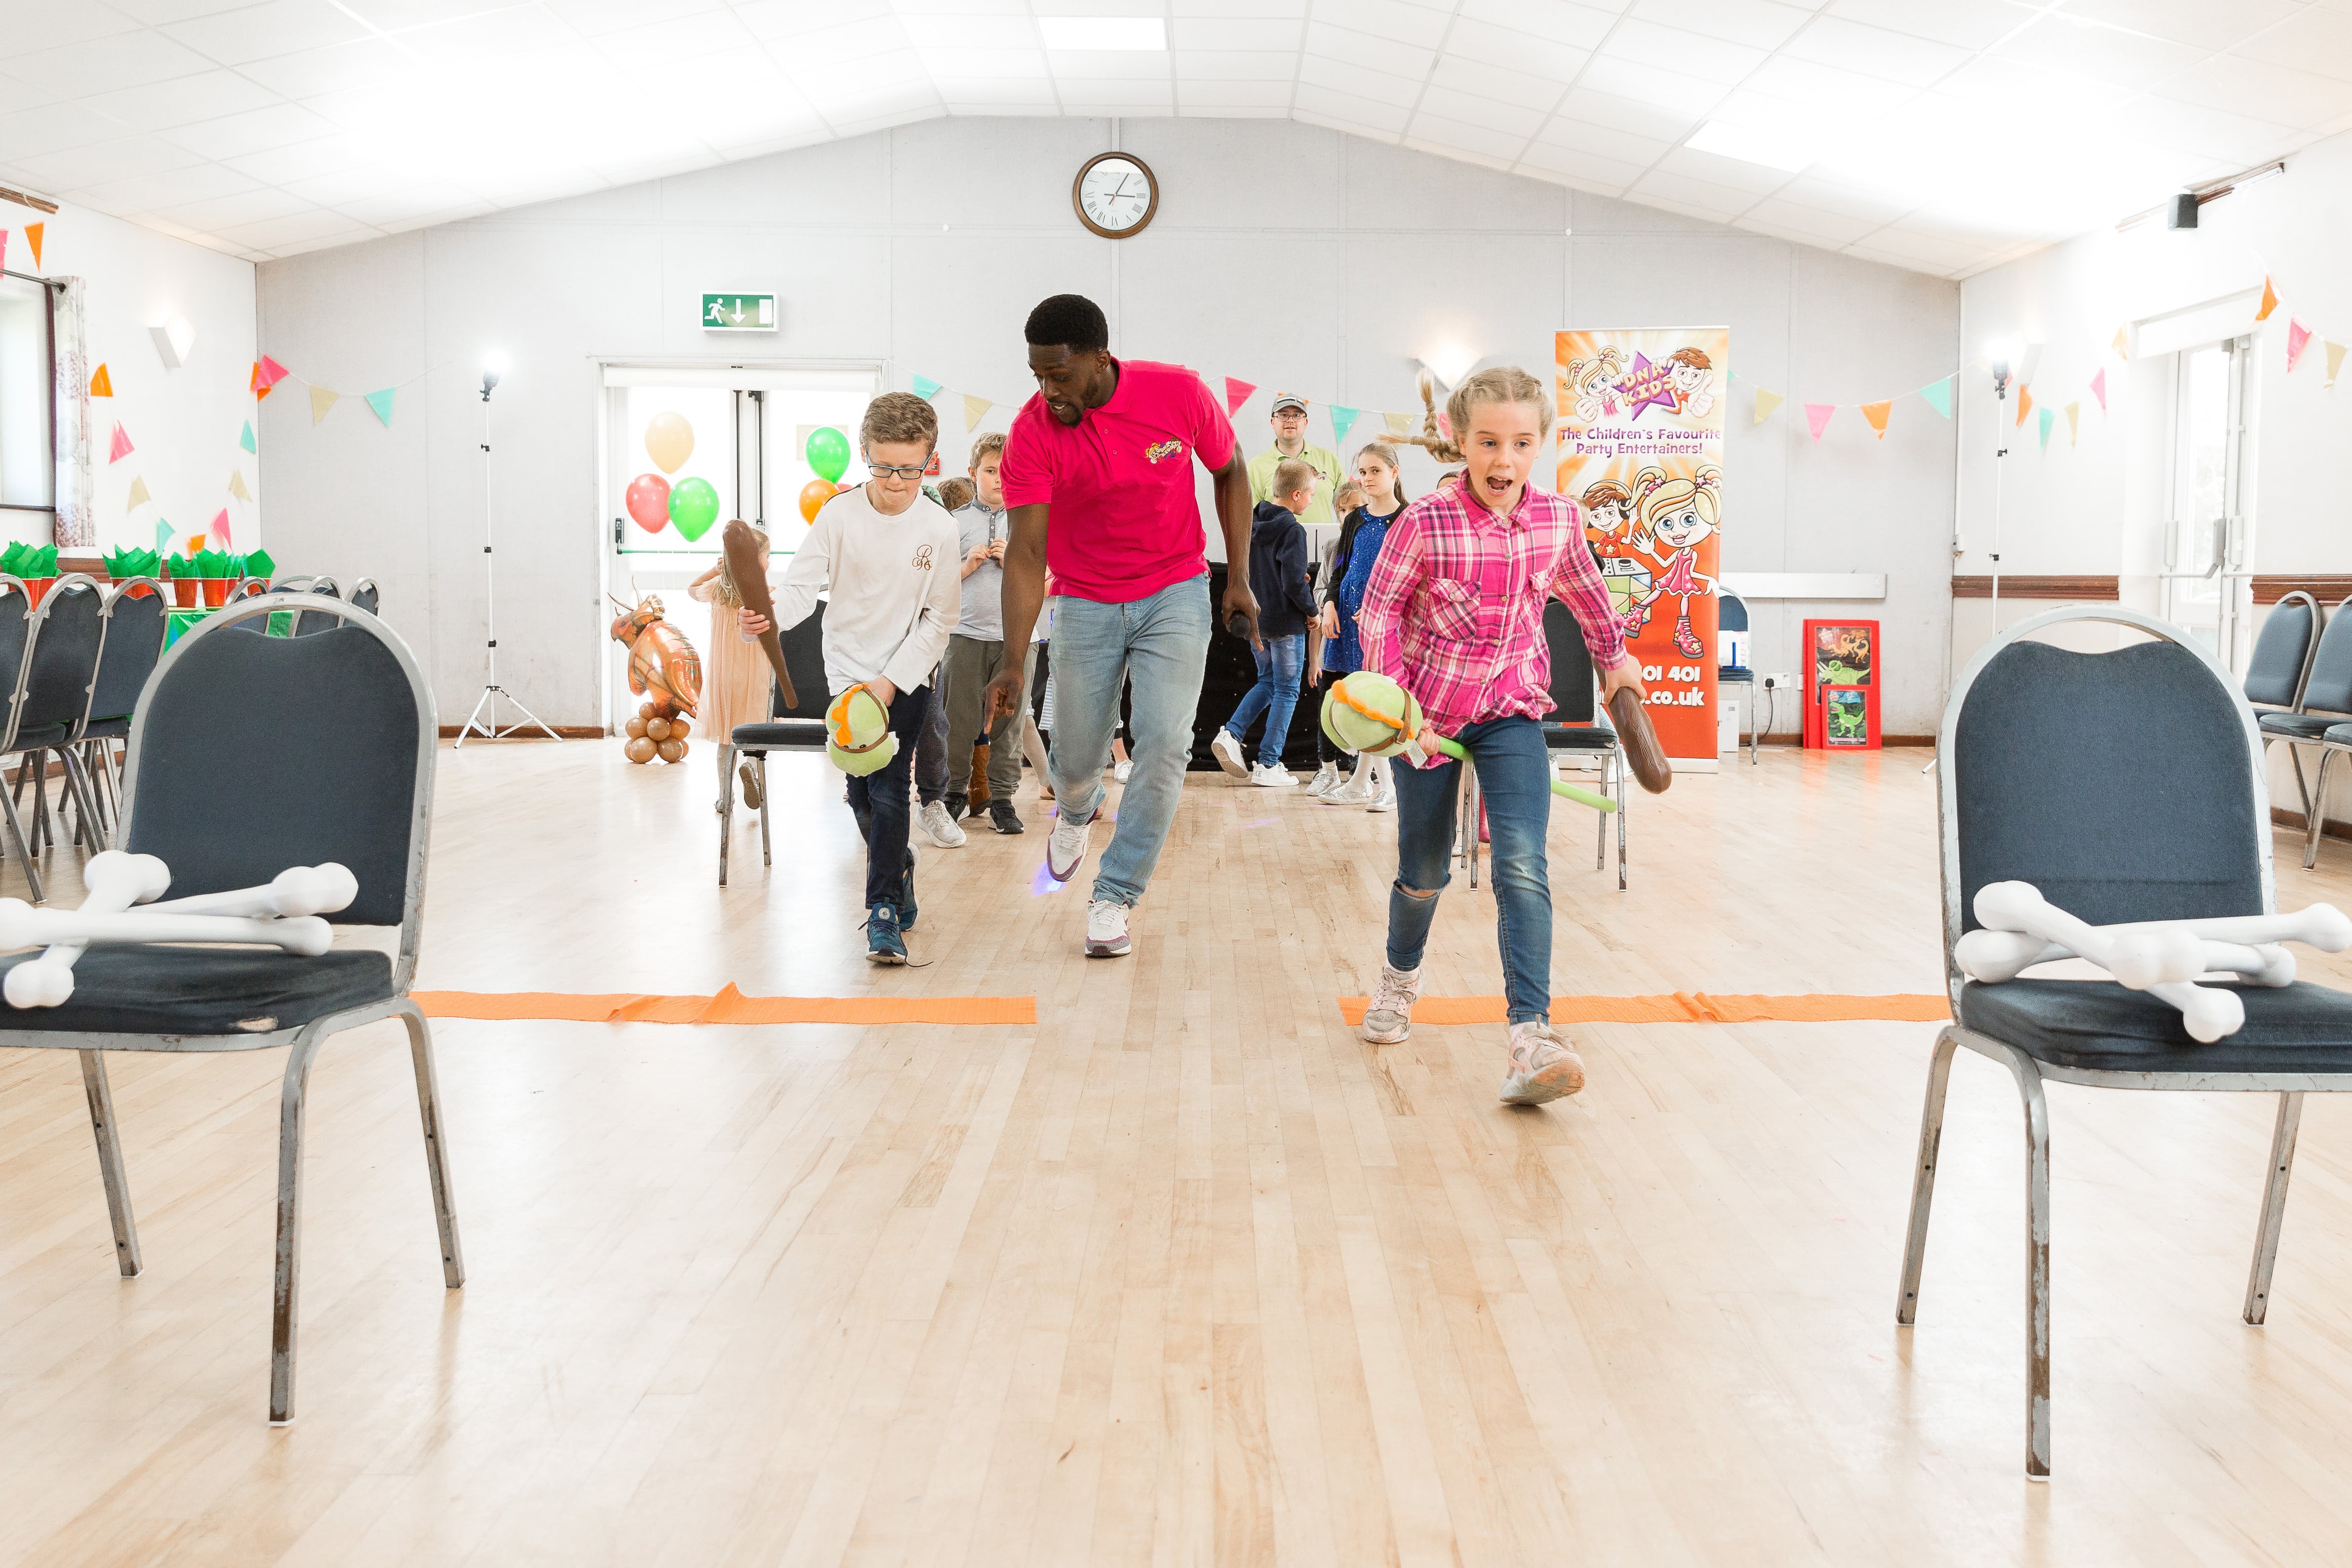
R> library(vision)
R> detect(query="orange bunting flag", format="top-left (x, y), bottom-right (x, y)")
top-left (2327, 341), bottom-right (2348, 389)
top-left (2064, 402), bottom-right (2081, 445)
top-left (255, 382), bottom-right (272, 402)
top-left (2111, 325), bottom-right (2130, 359)
top-left (2257, 276), bottom-right (2279, 322)
top-left (1859, 400), bottom-right (1892, 440)
top-left (2015, 384), bottom-right (2034, 427)
top-left (24, 223), bottom-right (41, 269)
top-left (89, 363), bottom-right (112, 397)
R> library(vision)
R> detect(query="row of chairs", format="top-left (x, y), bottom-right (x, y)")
top-left (2242, 589), bottom-right (2352, 868)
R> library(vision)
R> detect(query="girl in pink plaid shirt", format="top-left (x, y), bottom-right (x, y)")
top-left (1352, 367), bottom-right (1647, 1105)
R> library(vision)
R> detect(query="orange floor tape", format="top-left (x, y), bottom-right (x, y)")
top-left (413, 985), bottom-right (1034, 1026)
top-left (1335, 993), bottom-right (1952, 1026)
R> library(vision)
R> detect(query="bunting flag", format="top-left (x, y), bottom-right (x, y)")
top-left (1917, 377), bottom-right (1952, 418)
top-left (2329, 342), bottom-right (2348, 389)
top-left (251, 356), bottom-right (290, 391)
top-left (365, 388), bottom-right (395, 425)
top-left (0, 230), bottom-right (7, 270)
top-left (2287, 318), bottom-right (2314, 372)
top-left (2064, 402), bottom-right (2081, 445)
top-left (1222, 377), bottom-right (1256, 417)
top-left (309, 385), bottom-right (339, 423)
top-left (210, 509), bottom-right (231, 548)
top-left (911, 373), bottom-right (942, 400)
top-left (186, 533), bottom-right (205, 553)
top-left (2037, 406), bottom-right (2055, 449)
top-left (125, 476), bottom-right (150, 510)
top-left (1329, 406), bottom-right (1361, 448)
top-left (2257, 276), bottom-right (2280, 322)
top-left (1383, 411), bottom-right (1409, 437)
top-left (240, 421), bottom-right (256, 454)
top-left (1859, 400), bottom-right (1892, 440)
top-left (1752, 387), bottom-right (1783, 425)
top-left (108, 422), bottom-right (133, 463)
top-left (88, 364), bottom-right (112, 397)
top-left (2089, 367), bottom-right (2107, 413)
top-left (228, 469), bottom-right (251, 501)
top-left (255, 382), bottom-right (273, 402)
top-left (963, 393), bottom-right (991, 428)
top-left (2112, 325), bottom-right (2130, 359)
top-left (2015, 384), bottom-right (2034, 427)
top-left (1803, 403), bottom-right (1835, 441)
top-left (154, 520), bottom-right (172, 556)
top-left (24, 223), bottom-right (41, 269)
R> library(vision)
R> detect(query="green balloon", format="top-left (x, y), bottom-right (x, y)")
top-left (805, 425), bottom-right (850, 484)
top-left (669, 477), bottom-right (720, 541)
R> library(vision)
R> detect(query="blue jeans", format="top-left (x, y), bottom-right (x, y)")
top-left (1385, 715), bottom-right (1554, 1025)
top-left (1048, 575), bottom-right (1213, 907)
top-left (1224, 633), bottom-right (1304, 768)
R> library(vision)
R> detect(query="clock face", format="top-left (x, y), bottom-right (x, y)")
top-left (1075, 154), bottom-right (1156, 238)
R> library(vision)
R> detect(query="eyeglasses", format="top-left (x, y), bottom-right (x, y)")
top-left (867, 462), bottom-right (927, 480)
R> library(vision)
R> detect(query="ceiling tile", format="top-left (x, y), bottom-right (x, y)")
top-left (1456, 0), bottom-right (1615, 50)
top-left (1626, 0), bottom-right (1812, 52)
top-left (2231, 7), bottom-right (2352, 85)
top-left (1513, 142), bottom-right (1645, 189)
top-left (1820, 0), bottom-right (2036, 52)
top-left (85, 158), bottom-right (262, 208)
top-left (1766, 172), bottom-right (1913, 221)
top-left (2105, 94), bottom-right (2306, 164)
top-left (0, 102), bottom-right (131, 162)
top-left (919, 47), bottom-right (1051, 81)
top-left (7, 30), bottom-right (219, 98)
top-left (153, 183), bottom-right (312, 228)
top-left (899, 14), bottom-right (1034, 49)
top-left (337, 180), bottom-right (489, 223)
top-left (1295, 52), bottom-right (1420, 104)
top-left (1438, 19), bottom-right (1589, 80)
top-left (1627, 166), bottom-right (1762, 215)
top-left (2063, 0), bottom-right (2301, 53)
top-left (1178, 81), bottom-right (1295, 108)
top-left (161, 0), bottom-right (372, 64)
top-left (1652, 144), bottom-right (1795, 195)
top-left (74, 67), bottom-right (275, 131)
top-left (1042, 50), bottom-right (1168, 81)
top-left (1531, 116), bottom-right (1673, 167)
top-left (543, 0), bottom-right (727, 34)
top-left (1291, 83), bottom-right (1408, 134)
top-left (1426, 55), bottom-right (1567, 112)
top-left (234, 38), bottom-right (423, 99)
top-left (1416, 86), bottom-right (1545, 137)
top-left (161, 101), bottom-right (339, 160)
top-left (1737, 195), bottom-right (1887, 243)
top-left (1302, 21), bottom-right (1434, 80)
top-left (1171, 18), bottom-right (1302, 50)
top-left (1550, 83), bottom-right (1719, 140)
top-left (1990, 14), bottom-right (2207, 91)
top-left (282, 164), bottom-right (414, 205)
top-left (216, 206), bottom-right (370, 248)
top-left (0, 0), bottom-right (145, 56)
top-left (2160, 55), bottom-right (2352, 126)
top-left (733, 0), bottom-right (893, 40)
top-left (1779, 16), bottom-right (1971, 85)
top-left (768, 17), bottom-right (914, 68)
top-left (1175, 51), bottom-right (1299, 82)
top-left (594, 11), bottom-right (762, 65)
top-left (11, 133), bottom-right (206, 190)
top-left (1596, 19), bottom-right (1769, 85)
top-left (221, 131), bottom-right (380, 182)
top-left (1730, 58), bottom-right (1922, 116)
top-left (1308, 0), bottom-right (1452, 51)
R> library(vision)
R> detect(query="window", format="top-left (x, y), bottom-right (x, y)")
top-left (2162, 336), bottom-right (2249, 662)
top-left (0, 272), bottom-right (53, 521)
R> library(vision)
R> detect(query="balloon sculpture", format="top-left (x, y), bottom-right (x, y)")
top-left (609, 594), bottom-right (702, 765)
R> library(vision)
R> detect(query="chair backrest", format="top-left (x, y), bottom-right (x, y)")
top-left (119, 593), bottom-right (436, 988)
top-left (769, 598), bottom-right (829, 720)
top-left (0, 578), bottom-right (31, 746)
top-left (294, 577), bottom-right (344, 638)
top-left (2243, 591), bottom-right (2320, 711)
top-left (10, 574), bottom-right (107, 750)
top-left (351, 579), bottom-right (379, 616)
top-left (85, 580), bottom-right (168, 727)
top-left (1938, 605), bottom-right (2269, 1005)
top-left (1717, 592), bottom-right (1749, 634)
top-left (2293, 594), bottom-right (2352, 716)
top-left (1537, 600), bottom-right (1598, 726)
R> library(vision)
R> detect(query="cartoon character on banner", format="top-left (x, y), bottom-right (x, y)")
top-left (1665, 347), bottom-right (1716, 419)
top-left (609, 594), bottom-right (702, 764)
top-left (1581, 479), bottom-right (1652, 635)
top-left (1624, 464), bottom-right (1720, 659)
top-left (1563, 346), bottom-right (1628, 423)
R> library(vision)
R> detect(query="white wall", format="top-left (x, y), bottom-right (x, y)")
top-left (254, 118), bottom-right (1959, 732)
top-left (4, 202), bottom-right (258, 556)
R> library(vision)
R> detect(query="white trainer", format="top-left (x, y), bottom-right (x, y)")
top-left (1085, 898), bottom-right (1132, 957)
top-left (1499, 1021), bottom-right (1587, 1105)
top-left (1360, 964), bottom-right (1421, 1044)
top-left (1366, 762), bottom-right (1396, 812)
top-left (1045, 810), bottom-right (1090, 882)
top-left (1325, 760), bottom-right (1374, 805)
top-left (1210, 729), bottom-right (1249, 779)
top-left (1250, 762), bottom-right (1298, 788)
top-left (918, 799), bottom-right (966, 847)
top-left (1305, 762), bottom-right (1340, 797)
top-left (1113, 759), bottom-right (1134, 783)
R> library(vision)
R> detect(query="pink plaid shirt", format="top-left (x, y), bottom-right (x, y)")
top-left (1355, 476), bottom-right (1627, 743)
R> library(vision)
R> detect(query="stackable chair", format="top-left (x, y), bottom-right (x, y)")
top-left (0, 594), bottom-right (462, 1422)
top-left (1899, 603), bottom-right (2352, 1477)
top-left (0, 578), bottom-right (42, 895)
top-left (70, 579), bottom-right (170, 848)
top-left (4, 575), bottom-right (109, 888)
top-left (1717, 591), bottom-right (1758, 765)
top-left (716, 599), bottom-right (830, 886)
top-left (351, 578), bottom-right (380, 616)
top-left (1541, 600), bottom-right (1630, 889)
top-left (2254, 594), bottom-right (2349, 863)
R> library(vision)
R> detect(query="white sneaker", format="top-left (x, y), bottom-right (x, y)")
top-left (1085, 898), bottom-right (1131, 957)
top-left (1366, 763), bottom-right (1396, 812)
top-left (1250, 762), bottom-right (1298, 788)
top-left (1500, 1022), bottom-right (1586, 1105)
top-left (1305, 763), bottom-right (1340, 797)
top-left (1360, 964), bottom-right (1421, 1044)
top-left (1325, 762), bottom-right (1374, 805)
top-left (1210, 729), bottom-right (1249, 779)
top-left (1113, 759), bottom-right (1134, 783)
top-left (918, 799), bottom-right (966, 847)
top-left (1045, 810), bottom-right (1091, 882)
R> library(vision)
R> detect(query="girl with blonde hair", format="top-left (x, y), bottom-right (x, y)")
top-left (1310, 441), bottom-right (1412, 805)
top-left (688, 525), bottom-right (773, 811)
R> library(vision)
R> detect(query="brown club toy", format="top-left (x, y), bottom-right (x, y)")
top-left (722, 517), bottom-right (796, 710)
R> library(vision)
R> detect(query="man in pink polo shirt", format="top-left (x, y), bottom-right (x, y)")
top-left (984, 293), bottom-right (1260, 959)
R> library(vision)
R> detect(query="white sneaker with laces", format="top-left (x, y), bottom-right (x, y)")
top-left (1366, 761), bottom-right (1396, 812)
top-left (918, 799), bottom-right (966, 847)
top-left (1045, 810), bottom-right (1091, 882)
top-left (1113, 759), bottom-right (1134, 783)
top-left (1360, 964), bottom-right (1421, 1044)
top-left (1305, 763), bottom-right (1340, 797)
top-left (1210, 729), bottom-right (1249, 779)
top-left (1325, 760), bottom-right (1374, 805)
top-left (1499, 1021), bottom-right (1587, 1105)
top-left (1085, 898), bottom-right (1132, 957)
top-left (1250, 762), bottom-right (1298, 788)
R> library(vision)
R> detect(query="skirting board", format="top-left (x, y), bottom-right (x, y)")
top-left (2273, 805), bottom-right (2352, 844)
top-left (1718, 572), bottom-right (1885, 600)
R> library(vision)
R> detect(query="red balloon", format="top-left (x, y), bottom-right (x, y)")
top-left (626, 473), bottom-right (672, 533)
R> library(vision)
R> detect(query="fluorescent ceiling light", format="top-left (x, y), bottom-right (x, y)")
top-left (1037, 16), bottom-right (1165, 50)
top-left (1684, 119), bottom-right (1817, 174)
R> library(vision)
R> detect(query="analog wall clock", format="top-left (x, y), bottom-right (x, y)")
top-left (1073, 151), bottom-right (1158, 239)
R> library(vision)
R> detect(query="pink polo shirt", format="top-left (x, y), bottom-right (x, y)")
top-left (999, 358), bottom-right (1237, 604)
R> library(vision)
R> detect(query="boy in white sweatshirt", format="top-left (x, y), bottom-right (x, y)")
top-left (741, 391), bottom-right (962, 963)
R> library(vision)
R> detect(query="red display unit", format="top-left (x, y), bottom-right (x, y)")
top-left (1801, 618), bottom-right (1880, 750)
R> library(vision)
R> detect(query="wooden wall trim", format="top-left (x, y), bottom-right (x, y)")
top-left (1950, 575), bottom-right (2120, 600)
top-left (2252, 576), bottom-right (2352, 606)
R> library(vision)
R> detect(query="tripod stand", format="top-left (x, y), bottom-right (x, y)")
top-left (455, 362), bottom-right (559, 746)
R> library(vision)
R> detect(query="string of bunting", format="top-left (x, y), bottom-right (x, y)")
top-left (904, 368), bottom-right (1430, 454)
top-left (249, 353), bottom-right (434, 428)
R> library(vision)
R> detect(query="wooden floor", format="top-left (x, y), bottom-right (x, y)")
top-left (6, 742), bottom-right (2352, 1566)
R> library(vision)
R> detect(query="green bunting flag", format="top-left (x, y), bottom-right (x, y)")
top-left (240, 420), bottom-right (256, 453)
top-left (1329, 406), bottom-right (1360, 448)
top-left (365, 388), bottom-right (395, 425)
top-left (1917, 376), bottom-right (1953, 418)
top-left (912, 374), bottom-right (942, 400)
top-left (2037, 405), bottom-right (2055, 449)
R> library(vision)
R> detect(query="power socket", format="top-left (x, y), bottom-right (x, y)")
top-left (1759, 672), bottom-right (1794, 691)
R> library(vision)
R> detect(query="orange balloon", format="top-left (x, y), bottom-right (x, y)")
top-left (624, 736), bottom-right (656, 764)
top-left (645, 716), bottom-right (672, 742)
top-left (624, 716), bottom-right (648, 739)
top-left (670, 717), bottom-right (692, 740)
top-left (799, 478), bottom-right (839, 524)
top-left (656, 737), bottom-right (684, 764)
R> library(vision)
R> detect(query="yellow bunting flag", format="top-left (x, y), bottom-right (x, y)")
top-left (2064, 402), bottom-right (2080, 445)
top-left (2111, 325), bottom-right (2130, 359)
top-left (2328, 341), bottom-right (2348, 389)
top-left (309, 385), bottom-right (339, 423)
top-left (2015, 384), bottom-right (2033, 427)
top-left (2257, 276), bottom-right (2279, 321)
top-left (124, 476), bottom-right (150, 510)
top-left (1752, 387), bottom-right (1783, 425)
top-left (1383, 411), bottom-right (1410, 436)
top-left (228, 469), bottom-right (251, 501)
top-left (1859, 400), bottom-right (1892, 440)
top-left (962, 393), bottom-right (991, 429)
top-left (89, 363), bottom-right (112, 397)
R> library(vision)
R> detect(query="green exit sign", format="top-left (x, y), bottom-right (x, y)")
top-left (701, 291), bottom-right (776, 331)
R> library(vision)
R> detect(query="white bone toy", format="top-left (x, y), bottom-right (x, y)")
top-left (1961, 882), bottom-right (2352, 1043)
top-left (0, 856), bottom-right (357, 1009)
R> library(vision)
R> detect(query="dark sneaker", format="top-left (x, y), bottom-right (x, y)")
top-left (943, 792), bottom-right (968, 822)
top-left (990, 801), bottom-right (1025, 835)
top-left (865, 903), bottom-right (907, 965)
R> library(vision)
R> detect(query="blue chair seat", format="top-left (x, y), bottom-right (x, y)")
top-left (2325, 722), bottom-right (2352, 744)
top-left (1718, 666), bottom-right (1754, 683)
top-left (1959, 977), bottom-right (2352, 1074)
top-left (2257, 712), bottom-right (2340, 739)
top-left (0, 947), bottom-right (394, 1037)
top-left (731, 719), bottom-right (827, 750)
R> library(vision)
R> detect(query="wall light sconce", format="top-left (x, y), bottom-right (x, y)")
top-left (150, 317), bottom-right (195, 370)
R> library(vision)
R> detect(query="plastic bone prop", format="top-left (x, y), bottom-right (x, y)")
top-left (1961, 882), bottom-right (2352, 1043)
top-left (0, 857), bottom-right (356, 1009)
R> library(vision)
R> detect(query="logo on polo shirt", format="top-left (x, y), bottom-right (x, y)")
top-left (913, 544), bottom-right (935, 571)
top-left (1144, 440), bottom-right (1185, 464)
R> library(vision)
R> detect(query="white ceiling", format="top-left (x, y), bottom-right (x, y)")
top-left (4, 0), bottom-right (2351, 277)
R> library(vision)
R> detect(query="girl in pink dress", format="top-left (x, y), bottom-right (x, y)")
top-left (1623, 463), bottom-right (1720, 659)
top-left (688, 525), bottom-right (773, 812)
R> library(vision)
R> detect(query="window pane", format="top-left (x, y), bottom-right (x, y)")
top-left (0, 275), bottom-right (53, 512)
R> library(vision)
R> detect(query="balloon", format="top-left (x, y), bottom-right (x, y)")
top-left (624, 736), bottom-right (656, 764)
top-left (644, 411), bottom-right (694, 475)
top-left (624, 716), bottom-right (648, 739)
top-left (625, 473), bottom-right (671, 533)
top-left (798, 479), bottom-right (838, 524)
top-left (669, 477), bottom-right (720, 541)
top-left (805, 425), bottom-right (850, 483)
top-left (656, 737), bottom-right (684, 764)
top-left (645, 716), bottom-right (672, 742)
top-left (670, 717), bottom-right (691, 740)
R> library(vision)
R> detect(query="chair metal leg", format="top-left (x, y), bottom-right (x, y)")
top-left (717, 742), bottom-right (735, 888)
top-left (2245, 1091), bottom-right (2304, 1325)
top-left (1896, 1030), bottom-right (1962, 1324)
top-left (0, 768), bottom-right (45, 904)
top-left (1615, 748), bottom-right (1627, 892)
top-left (79, 1050), bottom-right (141, 1277)
top-left (60, 748), bottom-right (103, 852)
top-left (1592, 751), bottom-right (1606, 872)
top-left (2305, 749), bottom-right (2337, 870)
top-left (270, 1029), bottom-right (325, 1424)
top-left (757, 756), bottom-right (772, 867)
top-left (2273, 737), bottom-right (2312, 821)
top-left (398, 1002), bottom-right (466, 1291)
top-left (29, 759), bottom-right (48, 854)
top-left (2001, 1046), bottom-right (2054, 1478)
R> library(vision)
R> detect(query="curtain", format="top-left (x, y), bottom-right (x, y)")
top-left (50, 277), bottom-right (91, 547)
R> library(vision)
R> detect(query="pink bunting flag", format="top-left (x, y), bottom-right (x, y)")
top-left (2287, 318), bottom-right (2314, 372)
top-left (255, 355), bottom-right (290, 389)
top-left (210, 508), bottom-right (231, 548)
top-left (1222, 377), bottom-right (1256, 417)
top-left (2089, 367), bottom-right (2107, 413)
top-left (0, 230), bottom-right (7, 271)
top-left (1803, 403), bottom-right (1835, 442)
top-left (108, 422), bottom-right (134, 463)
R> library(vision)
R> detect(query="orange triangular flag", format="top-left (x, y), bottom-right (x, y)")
top-left (2111, 325), bottom-right (2130, 359)
top-left (89, 363), bottom-right (112, 397)
top-left (1859, 400), bottom-right (1892, 440)
top-left (2257, 276), bottom-right (2279, 321)
top-left (2015, 384), bottom-right (2034, 427)
top-left (24, 223), bottom-right (42, 269)
top-left (255, 381), bottom-right (272, 402)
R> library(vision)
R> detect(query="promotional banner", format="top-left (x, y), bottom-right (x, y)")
top-left (1555, 327), bottom-right (1728, 767)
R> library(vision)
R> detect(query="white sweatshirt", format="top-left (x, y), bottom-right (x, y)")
top-left (771, 483), bottom-right (962, 698)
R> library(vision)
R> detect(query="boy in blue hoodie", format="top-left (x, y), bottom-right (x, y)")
top-left (1211, 459), bottom-right (1321, 787)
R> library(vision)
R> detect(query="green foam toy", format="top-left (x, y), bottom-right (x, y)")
top-left (1324, 672), bottom-right (1616, 813)
top-left (826, 684), bottom-right (898, 776)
